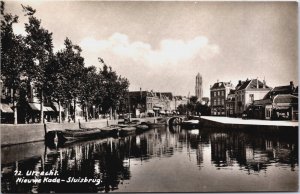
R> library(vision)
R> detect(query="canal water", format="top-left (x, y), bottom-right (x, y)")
top-left (1, 125), bottom-right (298, 193)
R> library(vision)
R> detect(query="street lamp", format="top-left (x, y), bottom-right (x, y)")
top-left (93, 105), bottom-right (95, 119)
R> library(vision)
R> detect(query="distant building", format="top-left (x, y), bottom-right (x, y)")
top-left (235, 78), bottom-right (271, 116)
top-left (225, 89), bottom-right (235, 117)
top-left (210, 81), bottom-right (234, 116)
top-left (126, 90), bottom-right (174, 117)
top-left (170, 95), bottom-right (189, 111)
top-left (251, 81), bottom-right (298, 120)
top-left (195, 73), bottom-right (203, 100)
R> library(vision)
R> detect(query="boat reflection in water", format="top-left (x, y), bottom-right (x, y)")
top-left (1, 125), bottom-right (298, 192)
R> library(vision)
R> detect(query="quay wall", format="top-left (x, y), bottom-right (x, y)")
top-left (1, 123), bottom-right (46, 146)
top-left (1, 117), bottom-right (159, 146)
top-left (1, 141), bottom-right (45, 165)
top-left (200, 117), bottom-right (298, 131)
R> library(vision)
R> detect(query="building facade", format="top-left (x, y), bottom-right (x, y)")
top-left (225, 89), bottom-right (236, 117)
top-left (127, 90), bottom-right (175, 117)
top-left (195, 73), bottom-right (203, 100)
top-left (210, 81), bottom-right (234, 116)
top-left (235, 79), bottom-right (271, 116)
top-left (251, 81), bottom-right (298, 120)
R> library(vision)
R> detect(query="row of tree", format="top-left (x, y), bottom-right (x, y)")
top-left (177, 96), bottom-right (211, 116)
top-left (1, 3), bottom-right (129, 124)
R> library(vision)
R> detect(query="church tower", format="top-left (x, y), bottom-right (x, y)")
top-left (195, 73), bottom-right (203, 100)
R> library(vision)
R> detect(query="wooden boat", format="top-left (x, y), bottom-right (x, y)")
top-left (181, 119), bottom-right (201, 129)
top-left (135, 124), bottom-right (150, 133)
top-left (145, 121), bottom-right (165, 128)
top-left (61, 128), bottom-right (103, 141)
top-left (118, 126), bottom-right (137, 136)
top-left (99, 126), bottom-right (122, 136)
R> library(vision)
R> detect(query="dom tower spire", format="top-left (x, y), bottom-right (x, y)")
top-left (195, 73), bottom-right (203, 100)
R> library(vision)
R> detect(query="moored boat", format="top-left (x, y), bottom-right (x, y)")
top-left (135, 124), bottom-right (150, 133)
top-left (61, 128), bottom-right (103, 141)
top-left (181, 119), bottom-right (201, 129)
top-left (118, 126), bottom-right (136, 136)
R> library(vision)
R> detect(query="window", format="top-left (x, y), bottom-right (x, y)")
top-left (221, 91), bottom-right (224, 96)
top-left (221, 99), bottom-right (224, 105)
top-left (217, 91), bottom-right (220, 96)
top-left (249, 94), bottom-right (254, 102)
top-left (214, 100), bottom-right (216, 106)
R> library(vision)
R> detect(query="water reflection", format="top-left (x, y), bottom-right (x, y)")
top-left (1, 125), bottom-right (298, 193)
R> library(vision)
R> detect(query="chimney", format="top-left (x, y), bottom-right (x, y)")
top-left (263, 79), bottom-right (266, 89)
top-left (238, 80), bottom-right (242, 85)
top-left (256, 77), bottom-right (259, 89)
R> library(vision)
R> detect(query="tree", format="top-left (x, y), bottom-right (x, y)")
top-left (177, 104), bottom-right (187, 115)
top-left (189, 96), bottom-right (198, 104)
top-left (22, 4), bottom-right (53, 123)
top-left (1, 2), bottom-right (26, 124)
top-left (44, 53), bottom-right (67, 123)
top-left (99, 58), bottom-right (129, 119)
top-left (80, 66), bottom-right (104, 120)
top-left (58, 38), bottom-right (85, 123)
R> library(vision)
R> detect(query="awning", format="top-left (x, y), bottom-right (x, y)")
top-left (44, 106), bottom-right (54, 112)
top-left (147, 110), bottom-right (155, 114)
top-left (159, 110), bottom-right (166, 114)
top-left (52, 102), bottom-right (64, 112)
top-left (28, 103), bottom-right (54, 112)
top-left (28, 103), bottom-right (41, 111)
top-left (0, 103), bottom-right (13, 113)
top-left (274, 106), bottom-right (290, 110)
top-left (153, 107), bottom-right (160, 110)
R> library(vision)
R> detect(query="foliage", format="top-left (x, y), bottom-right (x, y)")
top-left (99, 58), bottom-right (129, 113)
top-left (1, 3), bottom-right (130, 123)
top-left (22, 4), bottom-right (53, 91)
top-left (1, 2), bottom-right (26, 95)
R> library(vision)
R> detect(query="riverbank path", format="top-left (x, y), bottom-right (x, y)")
top-left (201, 116), bottom-right (299, 127)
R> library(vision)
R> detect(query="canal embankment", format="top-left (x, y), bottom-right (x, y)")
top-left (1, 117), bottom-right (158, 146)
top-left (201, 116), bottom-right (298, 130)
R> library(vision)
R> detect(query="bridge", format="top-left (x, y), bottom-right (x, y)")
top-left (166, 116), bottom-right (186, 126)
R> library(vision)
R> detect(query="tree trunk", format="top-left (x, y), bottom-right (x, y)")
top-left (58, 100), bottom-right (61, 123)
top-left (85, 103), bottom-right (88, 122)
top-left (65, 102), bottom-right (69, 122)
top-left (40, 90), bottom-right (44, 123)
top-left (13, 88), bottom-right (17, 125)
top-left (110, 107), bottom-right (112, 120)
top-left (73, 99), bottom-right (76, 123)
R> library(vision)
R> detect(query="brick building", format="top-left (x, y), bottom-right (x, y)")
top-left (210, 81), bottom-right (234, 116)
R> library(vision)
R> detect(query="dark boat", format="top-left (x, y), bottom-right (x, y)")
top-left (100, 126), bottom-right (122, 136)
top-left (135, 124), bottom-right (150, 133)
top-left (118, 126), bottom-right (137, 136)
top-left (145, 122), bottom-right (165, 128)
top-left (116, 122), bottom-right (139, 136)
top-left (61, 128), bottom-right (103, 141)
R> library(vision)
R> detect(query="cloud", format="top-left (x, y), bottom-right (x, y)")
top-left (80, 32), bottom-right (219, 67)
top-left (79, 33), bottom-right (220, 96)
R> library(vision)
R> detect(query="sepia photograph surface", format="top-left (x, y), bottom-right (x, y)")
top-left (1, 1), bottom-right (298, 193)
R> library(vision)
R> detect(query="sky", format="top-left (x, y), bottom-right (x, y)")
top-left (5, 1), bottom-right (298, 97)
